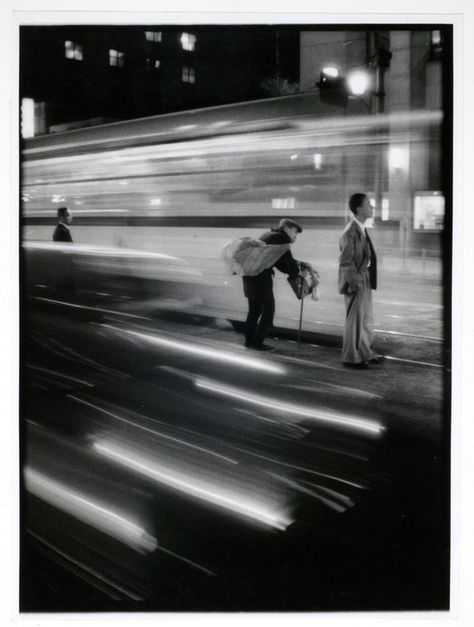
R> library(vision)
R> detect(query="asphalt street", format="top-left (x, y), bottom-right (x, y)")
top-left (20, 302), bottom-right (450, 612)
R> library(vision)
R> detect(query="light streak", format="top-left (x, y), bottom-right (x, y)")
top-left (28, 531), bottom-right (143, 600)
top-left (69, 394), bottom-right (238, 465)
top-left (195, 379), bottom-right (384, 435)
top-left (24, 467), bottom-right (157, 554)
top-left (93, 440), bottom-right (292, 531)
top-left (102, 325), bottom-right (285, 375)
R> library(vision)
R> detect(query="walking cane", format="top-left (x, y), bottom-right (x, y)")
top-left (297, 276), bottom-right (305, 348)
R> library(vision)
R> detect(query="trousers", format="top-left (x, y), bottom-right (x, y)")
top-left (245, 299), bottom-right (275, 346)
top-left (342, 270), bottom-right (376, 364)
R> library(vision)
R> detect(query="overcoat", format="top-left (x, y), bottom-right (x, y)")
top-left (243, 229), bottom-right (300, 303)
top-left (53, 223), bottom-right (73, 243)
top-left (338, 221), bottom-right (377, 294)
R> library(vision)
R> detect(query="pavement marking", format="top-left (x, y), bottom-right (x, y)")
top-left (374, 328), bottom-right (442, 342)
top-left (294, 344), bottom-right (443, 370)
top-left (383, 355), bottom-right (445, 369)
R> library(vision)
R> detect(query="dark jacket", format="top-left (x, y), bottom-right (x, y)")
top-left (338, 221), bottom-right (377, 294)
top-left (243, 229), bottom-right (300, 302)
top-left (53, 223), bottom-right (73, 243)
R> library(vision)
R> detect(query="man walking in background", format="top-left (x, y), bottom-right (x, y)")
top-left (338, 193), bottom-right (384, 368)
top-left (53, 206), bottom-right (73, 242)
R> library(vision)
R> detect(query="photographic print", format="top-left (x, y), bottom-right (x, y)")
top-left (17, 15), bottom-right (453, 615)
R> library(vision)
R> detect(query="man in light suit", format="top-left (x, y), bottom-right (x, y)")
top-left (338, 193), bottom-right (384, 369)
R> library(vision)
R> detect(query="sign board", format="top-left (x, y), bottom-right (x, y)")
top-left (413, 192), bottom-right (444, 231)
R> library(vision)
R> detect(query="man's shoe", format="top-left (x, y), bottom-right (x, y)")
top-left (343, 361), bottom-right (369, 369)
top-left (369, 354), bottom-right (385, 363)
top-left (253, 344), bottom-right (274, 351)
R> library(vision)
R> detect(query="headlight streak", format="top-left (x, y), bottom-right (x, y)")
top-left (92, 439), bottom-right (293, 531)
top-left (101, 324), bottom-right (286, 375)
top-left (195, 379), bottom-right (384, 435)
top-left (24, 467), bottom-right (157, 554)
top-left (68, 394), bottom-right (238, 465)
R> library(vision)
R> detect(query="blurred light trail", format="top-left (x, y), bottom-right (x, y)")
top-left (28, 531), bottom-right (143, 600)
top-left (285, 381), bottom-right (383, 400)
top-left (265, 472), bottom-right (348, 513)
top-left (34, 297), bottom-right (152, 320)
top-left (383, 355), bottom-right (445, 369)
top-left (93, 439), bottom-right (292, 531)
top-left (195, 379), bottom-right (384, 435)
top-left (102, 324), bottom-right (286, 375)
top-left (25, 363), bottom-right (95, 387)
top-left (157, 545), bottom-right (218, 577)
top-left (225, 445), bottom-right (369, 488)
top-left (69, 394), bottom-right (238, 465)
top-left (24, 467), bottom-right (157, 554)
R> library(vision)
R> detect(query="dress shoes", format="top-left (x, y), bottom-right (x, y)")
top-left (369, 354), bottom-right (385, 363)
top-left (252, 343), bottom-right (274, 352)
top-left (343, 361), bottom-right (369, 369)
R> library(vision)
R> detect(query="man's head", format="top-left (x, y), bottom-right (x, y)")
top-left (58, 206), bottom-right (72, 225)
top-left (279, 218), bottom-right (302, 243)
top-left (349, 193), bottom-right (373, 222)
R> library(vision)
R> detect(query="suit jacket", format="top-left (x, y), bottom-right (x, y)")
top-left (53, 223), bottom-right (73, 243)
top-left (338, 221), bottom-right (377, 295)
top-left (243, 229), bottom-right (300, 303)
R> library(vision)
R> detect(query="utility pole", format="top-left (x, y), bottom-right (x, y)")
top-left (368, 32), bottom-right (392, 221)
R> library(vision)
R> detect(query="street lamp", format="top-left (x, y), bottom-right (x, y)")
top-left (347, 71), bottom-right (370, 96)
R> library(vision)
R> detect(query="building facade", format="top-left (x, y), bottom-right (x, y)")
top-left (20, 25), bottom-right (300, 134)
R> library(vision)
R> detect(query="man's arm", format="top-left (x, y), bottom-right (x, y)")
top-left (339, 231), bottom-right (363, 293)
top-left (275, 249), bottom-right (300, 278)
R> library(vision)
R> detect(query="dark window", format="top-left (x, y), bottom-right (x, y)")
top-left (182, 66), bottom-right (195, 83)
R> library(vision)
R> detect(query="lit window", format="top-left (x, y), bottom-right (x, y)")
top-left (272, 198), bottom-right (296, 210)
top-left (431, 30), bottom-right (442, 46)
top-left (182, 66), bottom-right (195, 83)
top-left (21, 98), bottom-right (35, 138)
top-left (109, 49), bottom-right (125, 67)
top-left (313, 153), bottom-right (323, 170)
top-left (64, 40), bottom-right (83, 61)
top-left (145, 31), bottom-right (162, 43)
top-left (180, 32), bottom-right (196, 51)
top-left (430, 30), bottom-right (443, 59)
top-left (154, 60), bottom-right (161, 69)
